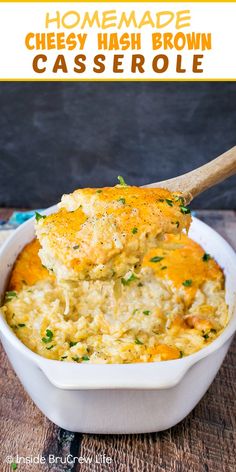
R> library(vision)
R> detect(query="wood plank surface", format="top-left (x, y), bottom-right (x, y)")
top-left (0, 210), bottom-right (235, 472)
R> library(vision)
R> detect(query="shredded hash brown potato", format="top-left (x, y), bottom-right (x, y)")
top-left (35, 186), bottom-right (191, 280)
top-left (1, 234), bottom-right (228, 364)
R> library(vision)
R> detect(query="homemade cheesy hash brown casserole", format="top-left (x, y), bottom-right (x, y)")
top-left (2, 209), bottom-right (228, 364)
top-left (35, 184), bottom-right (191, 280)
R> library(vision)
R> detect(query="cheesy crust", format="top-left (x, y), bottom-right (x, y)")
top-left (36, 186), bottom-right (191, 281)
top-left (8, 239), bottom-right (53, 291)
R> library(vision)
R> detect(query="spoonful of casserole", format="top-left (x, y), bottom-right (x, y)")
top-left (36, 146), bottom-right (236, 282)
top-left (36, 182), bottom-right (191, 281)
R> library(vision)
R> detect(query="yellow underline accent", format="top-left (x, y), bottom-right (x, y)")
top-left (1, 0), bottom-right (236, 2)
top-left (0, 78), bottom-right (236, 81)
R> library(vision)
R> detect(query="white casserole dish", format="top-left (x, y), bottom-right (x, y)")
top-left (0, 208), bottom-right (235, 434)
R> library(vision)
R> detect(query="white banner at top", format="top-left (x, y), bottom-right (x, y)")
top-left (0, 2), bottom-right (236, 80)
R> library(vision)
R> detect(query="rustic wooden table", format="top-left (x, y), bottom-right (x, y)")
top-left (0, 210), bottom-right (235, 472)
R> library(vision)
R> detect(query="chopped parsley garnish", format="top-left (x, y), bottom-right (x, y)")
top-left (18, 323), bottom-right (26, 328)
top-left (135, 338), bottom-right (143, 345)
top-left (69, 341), bottom-right (78, 347)
top-left (72, 356), bottom-right (79, 362)
top-left (61, 356), bottom-right (68, 360)
top-left (174, 195), bottom-right (184, 204)
top-left (117, 197), bottom-right (126, 204)
top-left (143, 310), bottom-right (150, 316)
top-left (121, 273), bottom-right (138, 285)
top-left (35, 211), bottom-right (46, 222)
top-left (132, 227), bottom-right (138, 234)
top-left (5, 291), bottom-right (17, 301)
top-left (96, 189), bottom-right (102, 193)
top-left (158, 198), bottom-right (164, 202)
top-left (165, 199), bottom-right (173, 207)
top-left (180, 205), bottom-right (191, 214)
top-left (202, 253), bottom-right (211, 262)
top-left (46, 345), bottom-right (54, 350)
top-left (161, 266), bottom-right (167, 270)
top-left (176, 221), bottom-right (180, 228)
top-left (42, 329), bottom-right (53, 344)
top-left (203, 329), bottom-right (216, 340)
top-left (150, 256), bottom-right (164, 263)
top-left (117, 175), bottom-right (128, 186)
top-left (73, 245), bottom-right (80, 250)
top-left (182, 279), bottom-right (192, 287)
top-left (179, 350), bottom-right (184, 358)
top-left (82, 356), bottom-right (90, 361)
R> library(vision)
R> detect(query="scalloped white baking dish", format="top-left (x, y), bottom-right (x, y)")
top-left (0, 208), bottom-right (235, 433)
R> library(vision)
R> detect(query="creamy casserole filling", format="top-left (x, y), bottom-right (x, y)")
top-left (1, 233), bottom-right (228, 364)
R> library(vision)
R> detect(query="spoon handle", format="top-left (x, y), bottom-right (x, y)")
top-left (146, 146), bottom-right (236, 203)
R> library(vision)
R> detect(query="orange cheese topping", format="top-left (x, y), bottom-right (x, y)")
top-left (148, 344), bottom-right (181, 361)
top-left (8, 239), bottom-right (52, 291)
top-left (59, 186), bottom-right (190, 236)
top-left (41, 207), bottom-right (87, 261)
top-left (36, 186), bottom-right (191, 280)
top-left (143, 233), bottom-right (223, 305)
top-left (9, 233), bottom-right (223, 298)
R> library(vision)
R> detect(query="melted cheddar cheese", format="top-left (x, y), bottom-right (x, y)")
top-left (8, 240), bottom-right (53, 291)
top-left (36, 186), bottom-right (191, 281)
top-left (143, 233), bottom-right (223, 306)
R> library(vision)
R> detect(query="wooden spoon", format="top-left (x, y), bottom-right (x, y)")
top-left (144, 146), bottom-right (236, 204)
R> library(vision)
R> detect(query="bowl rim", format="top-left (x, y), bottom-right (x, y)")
top-left (0, 211), bottom-right (235, 390)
